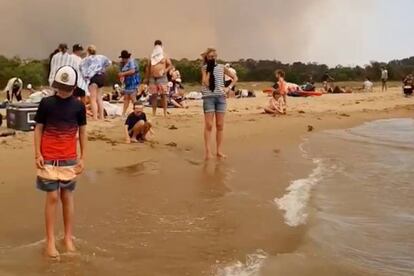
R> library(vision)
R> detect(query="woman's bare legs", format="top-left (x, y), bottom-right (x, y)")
top-left (215, 112), bottom-right (226, 159)
top-left (89, 84), bottom-right (98, 120)
top-left (97, 88), bottom-right (104, 120)
top-left (204, 112), bottom-right (215, 160)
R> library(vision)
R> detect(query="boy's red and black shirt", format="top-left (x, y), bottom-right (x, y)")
top-left (35, 95), bottom-right (86, 161)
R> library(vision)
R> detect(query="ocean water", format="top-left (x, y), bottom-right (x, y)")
top-left (222, 118), bottom-right (414, 276)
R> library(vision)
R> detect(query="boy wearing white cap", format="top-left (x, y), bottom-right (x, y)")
top-left (34, 66), bottom-right (87, 258)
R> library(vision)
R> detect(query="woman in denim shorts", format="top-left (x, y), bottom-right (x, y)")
top-left (200, 48), bottom-right (238, 160)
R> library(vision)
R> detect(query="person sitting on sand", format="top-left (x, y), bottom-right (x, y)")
top-left (111, 84), bottom-right (122, 101)
top-left (124, 102), bottom-right (152, 143)
top-left (403, 74), bottom-right (413, 97)
top-left (363, 77), bottom-right (374, 92)
top-left (168, 89), bottom-right (187, 108)
top-left (264, 87), bottom-right (286, 115)
top-left (224, 63), bottom-right (237, 96)
top-left (136, 84), bottom-right (149, 102)
top-left (34, 66), bottom-right (86, 258)
top-left (322, 72), bottom-right (335, 93)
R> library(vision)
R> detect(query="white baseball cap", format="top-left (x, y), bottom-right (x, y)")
top-left (52, 66), bottom-right (77, 91)
top-left (27, 84), bottom-right (32, 89)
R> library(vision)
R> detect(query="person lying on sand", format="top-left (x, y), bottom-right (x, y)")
top-left (264, 88), bottom-right (286, 115)
top-left (332, 86), bottom-right (353, 94)
top-left (124, 102), bottom-right (152, 143)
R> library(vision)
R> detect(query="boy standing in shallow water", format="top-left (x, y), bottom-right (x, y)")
top-left (34, 66), bottom-right (86, 258)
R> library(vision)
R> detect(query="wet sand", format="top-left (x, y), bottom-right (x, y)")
top-left (0, 87), bottom-right (413, 275)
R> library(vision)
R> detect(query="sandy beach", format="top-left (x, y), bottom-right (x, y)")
top-left (0, 86), bottom-right (413, 276)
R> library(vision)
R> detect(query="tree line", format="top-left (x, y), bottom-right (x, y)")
top-left (2, 55), bottom-right (414, 89)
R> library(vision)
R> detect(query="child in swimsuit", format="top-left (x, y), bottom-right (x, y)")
top-left (264, 89), bottom-right (286, 115)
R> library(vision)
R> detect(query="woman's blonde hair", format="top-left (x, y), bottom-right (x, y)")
top-left (87, 45), bottom-right (97, 55)
top-left (201, 48), bottom-right (216, 63)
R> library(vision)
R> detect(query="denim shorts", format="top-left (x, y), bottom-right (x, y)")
top-left (203, 95), bottom-right (227, 113)
top-left (36, 160), bottom-right (77, 192)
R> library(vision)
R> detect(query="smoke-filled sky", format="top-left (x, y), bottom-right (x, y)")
top-left (0, 0), bottom-right (413, 66)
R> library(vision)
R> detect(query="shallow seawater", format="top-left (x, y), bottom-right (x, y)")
top-left (264, 118), bottom-right (414, 276)
top-left (2, 118), bottom-right (412, 276)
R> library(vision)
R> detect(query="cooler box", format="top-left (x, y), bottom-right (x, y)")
top-left (6, 103), bottom-right (39, 131)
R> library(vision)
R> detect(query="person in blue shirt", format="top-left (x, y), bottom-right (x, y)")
top-left (118, 50), bottom-right (140, 117)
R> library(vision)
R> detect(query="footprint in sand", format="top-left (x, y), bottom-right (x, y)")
top-left (115, 161), bottom-right (160, 176)
top-left (185, 159), bottom-right (203, 166)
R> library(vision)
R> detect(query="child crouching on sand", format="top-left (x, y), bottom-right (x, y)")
top-left (124, 102), bottom-right (152, 143)
top-left (264, 89), bottom-right (286, 115)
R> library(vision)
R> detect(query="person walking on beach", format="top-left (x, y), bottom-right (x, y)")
top-left (201, 48), bottom-right (237, 160)
top-left (80, 45), bottom-right (112, 120)
top-left (118, 50), bottom-right (140, 117)
top-left (71, 44), bottom-right (89, 105)
top-left (145, 40), bottom-right (172, 117)
top-left (381, 67), bottom-right (388, 92)
top-left (34, 66), bottom-right (86, 258)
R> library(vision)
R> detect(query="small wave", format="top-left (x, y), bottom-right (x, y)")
top-left (216, 250), bottom-right (268, 276)
top-left (274, 159), bottom-right (326, 227)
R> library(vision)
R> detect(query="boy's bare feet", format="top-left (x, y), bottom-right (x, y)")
top-left (45, 243), bottom-right (60, 259)
top-left (64, 238), bottom-right (76, 253)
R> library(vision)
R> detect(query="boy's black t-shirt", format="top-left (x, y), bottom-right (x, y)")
top-left (35, 95), bottom-right (86, 160)
top-left (125, 112), bottom-right (147, 131)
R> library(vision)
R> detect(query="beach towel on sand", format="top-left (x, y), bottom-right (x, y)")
top-left (151, 45), bottom-right (164, 65)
